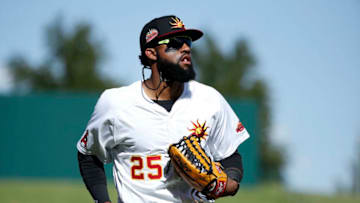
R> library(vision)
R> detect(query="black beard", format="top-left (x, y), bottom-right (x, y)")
top-left (157, 55), bottom-right (196, 83)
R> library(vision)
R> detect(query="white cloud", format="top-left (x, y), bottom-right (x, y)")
top-left (0, 63), bottom-right (14, 93)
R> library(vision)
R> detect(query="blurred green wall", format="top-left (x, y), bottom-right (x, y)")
top-left (0, 93), bottom-right (259, 185)
top-left (229, 99), bottom-right (260, 185)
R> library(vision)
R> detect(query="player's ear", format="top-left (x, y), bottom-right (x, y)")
top-left (145, 48), bottom-right (157, 61)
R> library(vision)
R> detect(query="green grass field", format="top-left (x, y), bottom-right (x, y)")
top-left (0, 179), bottom-right (358, 203)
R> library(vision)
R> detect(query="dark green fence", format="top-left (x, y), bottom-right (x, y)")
top-left (0, 93), bottom-right (259, 185)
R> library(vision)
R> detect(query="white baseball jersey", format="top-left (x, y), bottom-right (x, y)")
top-left (77, 80), bottom-right (250, 203)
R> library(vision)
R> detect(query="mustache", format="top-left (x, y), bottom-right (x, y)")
top-left (177, 53), bottom-right (190, 64)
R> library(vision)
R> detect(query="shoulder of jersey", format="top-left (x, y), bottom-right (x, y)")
top-left (188, 80), bottom-right (222, 101)
top-left (98, 81), bottom-right (141, 108)
top-left (186, 81), bottom-right (225, 113)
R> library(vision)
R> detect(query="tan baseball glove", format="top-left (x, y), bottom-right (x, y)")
top-left (168, 135), bottom-right (228, 199)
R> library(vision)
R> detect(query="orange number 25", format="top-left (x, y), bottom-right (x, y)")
top-left (130, 155), bottom-right (162, 180)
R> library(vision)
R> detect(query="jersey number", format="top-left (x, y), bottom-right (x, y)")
top-left (130, 155), bottom-right (162, 180)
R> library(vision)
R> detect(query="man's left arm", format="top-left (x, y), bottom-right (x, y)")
top-left (185, 150), bottom-right (243, 201)
top-left (218, 150), bottom-right (243, 196)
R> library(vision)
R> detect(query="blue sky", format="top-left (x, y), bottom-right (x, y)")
top-left (1, 0), bottom-right (359, 194)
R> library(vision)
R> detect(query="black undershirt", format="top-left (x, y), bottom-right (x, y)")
top-left (78, 152), bottom-right (110, 203)
top-left (153, 100), bottom-right (174, 112)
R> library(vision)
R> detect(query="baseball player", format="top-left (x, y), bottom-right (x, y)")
top-left (77, 15), bottom-right (250, 203)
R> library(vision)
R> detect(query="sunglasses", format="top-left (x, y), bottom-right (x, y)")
top-left (158, 36), bottom-right (192, 49)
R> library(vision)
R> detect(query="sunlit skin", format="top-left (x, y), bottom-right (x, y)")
top-left (162, 44), bottom-right (192, 68)
top-left (142, 41), bottom-right (239, 197)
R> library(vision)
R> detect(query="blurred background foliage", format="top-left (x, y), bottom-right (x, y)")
top-left (350, 138), bottom-right (360, 194)
top-left (8, 17), bottom-right (117, 92)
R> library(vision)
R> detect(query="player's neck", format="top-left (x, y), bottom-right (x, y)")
top-left (143, 78), bottom-right (184, 101)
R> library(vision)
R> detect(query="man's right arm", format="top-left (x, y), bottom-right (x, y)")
top-left (77, 151), bottom-right (111, 203)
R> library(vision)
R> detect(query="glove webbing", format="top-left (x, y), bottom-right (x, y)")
top-left (177, 136), bottom-right (213, 174)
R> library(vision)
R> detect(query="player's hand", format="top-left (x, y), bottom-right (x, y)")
top-left (188, 188), bottom-right (215, 203)
top-left (223, 178), bottom-right (240, 196)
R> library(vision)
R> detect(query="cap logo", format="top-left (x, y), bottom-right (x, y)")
top-left (170, 17), bottom-right (185, 29)
top-left (146, 28), bottom-right (158, 43)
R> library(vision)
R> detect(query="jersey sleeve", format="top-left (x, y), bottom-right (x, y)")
top-left (208, 92), bottom-right (250, 161)
top-left (77, 90), bottom-right (117, 164)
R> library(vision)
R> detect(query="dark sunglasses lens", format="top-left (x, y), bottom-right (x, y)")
top-left (179, 37), bottom-right (192, 47)
top-left (168, 37), bottom-right (192, 49)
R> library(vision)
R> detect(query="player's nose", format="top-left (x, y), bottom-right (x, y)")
top-left (180, 43), bottom-right (191, 54)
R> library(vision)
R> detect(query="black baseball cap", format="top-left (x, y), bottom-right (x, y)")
top-left (140, 15), bottom-right (203, 53)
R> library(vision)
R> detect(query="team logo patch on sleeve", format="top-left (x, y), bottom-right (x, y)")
top-left (80, 130), bottom-right (89, 148)
top-left (236, 121), bottom-right (245, 133)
